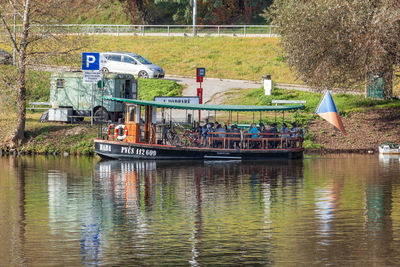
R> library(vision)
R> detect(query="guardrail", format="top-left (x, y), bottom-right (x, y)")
top-left (2, 24), bottom-right (279, 37)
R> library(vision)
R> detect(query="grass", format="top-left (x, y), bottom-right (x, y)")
top-left (138, 78), bottom-right (183, 100)
top-left (0, 36), bottom-right (296, 83)
top-left (1, 35), bottom-right (399, 95)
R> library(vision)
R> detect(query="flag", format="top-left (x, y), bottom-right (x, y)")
top-left (316, 90), bottom-right (346, 135)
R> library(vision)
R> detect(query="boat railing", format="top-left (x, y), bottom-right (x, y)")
top-left (205, 131), bottom-right (303, 149)
top-left (152, 124), bottom-right (303, 149)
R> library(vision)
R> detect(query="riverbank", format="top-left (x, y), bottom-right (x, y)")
top-left (0, 107), bottom-right (399, 156)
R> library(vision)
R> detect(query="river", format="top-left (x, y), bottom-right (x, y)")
top-left (1, 154), bottom-right (400, 266)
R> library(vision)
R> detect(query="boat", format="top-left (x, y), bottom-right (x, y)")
top-left (379, 142), bottom-right (400, 154)
top-left (94, 97), bottom-right (305, 160)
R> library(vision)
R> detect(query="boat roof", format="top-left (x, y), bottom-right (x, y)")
top-left (104, 97), bottom-right (305, 112)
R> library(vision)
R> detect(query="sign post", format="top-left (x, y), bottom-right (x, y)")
top-left (196, 67), bottom-right (205, 121)
top-left (82, 52), bottom-right (105, 126)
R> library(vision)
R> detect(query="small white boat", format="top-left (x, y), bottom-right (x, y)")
top-left (379, 143), bottom-right (400, 154)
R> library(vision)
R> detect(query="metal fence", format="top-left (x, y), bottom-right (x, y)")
top-left (3, 24), bottom-right (279, 37)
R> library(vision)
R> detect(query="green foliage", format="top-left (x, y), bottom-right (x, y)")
top-left (26, 70), bottom-right (51, 101)
top-left (137, 78), bottom-right (183, 100)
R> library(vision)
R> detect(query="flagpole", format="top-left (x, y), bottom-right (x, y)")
top-left (305, 89), bottom-right (327, 130)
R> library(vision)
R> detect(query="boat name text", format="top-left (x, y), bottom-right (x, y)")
top-left (99, 144), bottom-right (112, 152)
top-left (121, 146), bottom-right (157, 157)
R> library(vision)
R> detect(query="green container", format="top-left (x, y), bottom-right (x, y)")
top-left (368, 75), bottom-right (385, 100)
top-left (50, 72), bottom-right (137, 118)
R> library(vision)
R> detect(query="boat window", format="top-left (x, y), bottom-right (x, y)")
top-left (124, 80), bottom-right (131, 98)
top-left (119, 81), bottom-right (125, 98)
top-left (128, 106), bottom-right (135, 122)
top-left (56, 79), bottom-right (65, 88)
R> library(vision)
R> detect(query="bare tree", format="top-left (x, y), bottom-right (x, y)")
top-left (270, 0), bottom-right (400, 98)
top-left (0, 0), bottom-right (90, 148)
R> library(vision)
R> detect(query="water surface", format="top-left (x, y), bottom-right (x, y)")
top-left (1, 154), bottom-right (400, 266)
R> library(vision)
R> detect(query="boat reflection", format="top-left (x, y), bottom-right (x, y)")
top-left (94, 159), bottom-right (304, 265)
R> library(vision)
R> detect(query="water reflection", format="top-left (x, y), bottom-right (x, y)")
top-left (2, 155), bottom-right (400, 265)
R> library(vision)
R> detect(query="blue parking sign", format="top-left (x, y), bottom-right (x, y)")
top-left (82, 52), bottom-right (100, 71)
top-left (197, 67), bottom-right (206, 77)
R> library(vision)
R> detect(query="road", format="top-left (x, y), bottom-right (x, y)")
top-left (165, 75), bottom-right (262, 104)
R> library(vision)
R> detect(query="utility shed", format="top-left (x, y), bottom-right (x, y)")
top-left (50, 72), bottom-right (137, 121)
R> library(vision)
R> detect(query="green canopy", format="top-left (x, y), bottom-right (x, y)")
top-left (103, 96), bottom-right (305, 112)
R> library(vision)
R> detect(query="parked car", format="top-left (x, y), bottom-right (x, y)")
top-left (101, 52), bottom-right (165, 79)
top-left (0, 49), bottom-right (12, 65)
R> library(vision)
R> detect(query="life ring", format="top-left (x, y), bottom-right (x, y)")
top-left (107, 124), bottom-right (115, 139)
top-left (114, 124), bottom-right (128, 141)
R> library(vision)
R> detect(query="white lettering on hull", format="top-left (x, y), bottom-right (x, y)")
top-left (99, 144), bottom-right (112, 152)
top-left (121, 146), bottom-right (157, 157)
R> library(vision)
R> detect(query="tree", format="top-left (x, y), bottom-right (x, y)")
top-left (0, 0), bottom-right (90, 147)
top-left (270, 0), bottom-right (400, 98)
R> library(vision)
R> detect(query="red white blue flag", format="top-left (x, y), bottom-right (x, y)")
top-left (316, 90), bottom-right (346, 135)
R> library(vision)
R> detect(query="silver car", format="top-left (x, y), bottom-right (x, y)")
top-left (101, 52), bottom-right (164, 78)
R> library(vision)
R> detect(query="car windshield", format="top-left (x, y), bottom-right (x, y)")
top-left (133, 55), bottom-right (152, 65)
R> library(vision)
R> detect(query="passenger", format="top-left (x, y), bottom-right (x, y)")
top-left (201, 122), bottom-right (209, 146)
top-left (258, 122), bottom-right (265, 132)
top-left (290, 122), bottom-right (301, 137)
top-left (249, 123), bottom-right (260, 148)
top-left (269, 123), bottom-right (278, 148)
top-left (193, 122), bottom-right (202, 135)
top-left (192, 122), bottom-right (202, 144)
top-left (281, 123), bottom-right (289, 148)
top-left (214, 124), bottom-right (226, 148)
top-left (249, 123), bottom-right (260, 138)
top-left (206, 123), bottom-right (215, 147)
top-left (290, 122), bottom-right (303, 148)
top-left (230, 124), bottom-right (241, 149)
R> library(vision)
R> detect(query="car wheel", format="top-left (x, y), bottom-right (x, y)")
top-left (138, 70), bottom-right (149, 79)
top-left (94, 107), bottom-right (110, 123)
top-left (101, 67), bottom-right (109, 73)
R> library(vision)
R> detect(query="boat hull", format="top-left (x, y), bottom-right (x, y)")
top-left (94, 139), bottom-right (304, 160)
top-left (379, 145), bottom-right (400, 154)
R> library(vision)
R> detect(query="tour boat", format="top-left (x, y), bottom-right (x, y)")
top-left (94, 97), bottom-right (305, 160)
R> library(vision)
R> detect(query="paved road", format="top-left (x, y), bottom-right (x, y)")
top-left (165, 75), bottom-right (263, 103)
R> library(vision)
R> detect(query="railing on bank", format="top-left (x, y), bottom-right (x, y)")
top-left (1, 24), bottom-right (279, 37)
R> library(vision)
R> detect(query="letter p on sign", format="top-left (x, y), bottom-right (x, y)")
top-left (82, 52), bottom-right (100, 71)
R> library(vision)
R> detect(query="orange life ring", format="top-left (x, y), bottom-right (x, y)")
top-left (114, 124), bottom-right (127, 141)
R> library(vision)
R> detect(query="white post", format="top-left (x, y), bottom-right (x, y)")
top-left (263, 75), bottom-right (272, 95)
top-left (193, 0), bottom-right (197, 37)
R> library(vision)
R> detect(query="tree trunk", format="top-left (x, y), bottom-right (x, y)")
top-left (10, 56), bottom-right (27, 148)
top-left (9, 0), bottom-right (30, 148)
top-left (383, 65), bottom-right (393, 99)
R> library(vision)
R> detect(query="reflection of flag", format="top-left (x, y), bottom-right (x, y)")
top-left (316, 90), bottom-right (346, 135)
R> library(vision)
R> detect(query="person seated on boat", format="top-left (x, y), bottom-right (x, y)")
top-left (249, 123), bottom-right (260, 148)
top-left (281, 123), bottom-right (290, 148)
top-left (204, 122), bottom-right (215, 147)
top-left (268, 123), bottom-right (278, 148)
top-left (201, 122), bottom-right (209, 146)
top-left (290, 122), bottom-right (304, 147)
top-left (230, 124), bottom-right (241, 148)
top-left (258, 122), bottom-right (265, 132)
top-left (213, 123), bottom-right (226, 148)
top-left (193, 122), bottom-right (202, 135)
